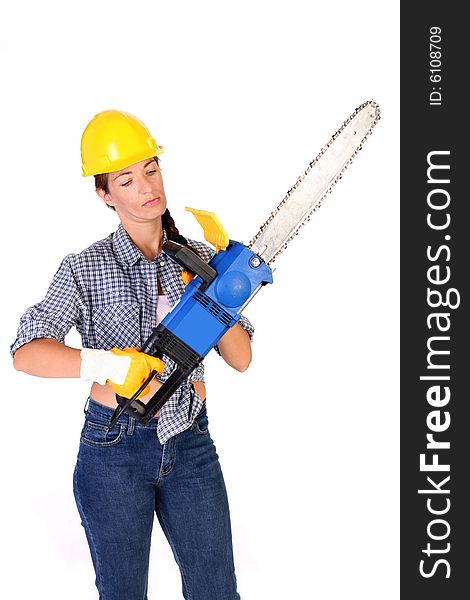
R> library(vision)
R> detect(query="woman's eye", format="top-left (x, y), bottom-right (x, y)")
top-left (146, 169), bottom-right (157, 175)
top-left (121, 180), bottom-right (132, 187)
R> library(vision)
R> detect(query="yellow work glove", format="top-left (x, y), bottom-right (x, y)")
top-left (108, 347), bottom-right (165, 399)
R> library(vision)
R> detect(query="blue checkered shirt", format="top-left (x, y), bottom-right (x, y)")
top-left (11, 224), bottom-right (254, 442)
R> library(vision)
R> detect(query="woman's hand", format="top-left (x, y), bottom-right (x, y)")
top-left (107, 347), bottom-right (164, 398)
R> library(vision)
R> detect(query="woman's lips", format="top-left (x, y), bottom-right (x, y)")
top-left (143, 197), bottom-right (159, 206)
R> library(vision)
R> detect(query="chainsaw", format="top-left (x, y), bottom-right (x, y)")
top-left (109, 100), bottom-right (381, 428)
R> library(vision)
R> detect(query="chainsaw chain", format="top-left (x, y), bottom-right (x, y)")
top-left (248, 100), bottom-right (381, 264)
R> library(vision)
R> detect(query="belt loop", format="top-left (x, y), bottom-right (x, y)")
top-left (83, 397), bottom-right (90, 415)
top-left (127, 416), bottom-right (136, 436)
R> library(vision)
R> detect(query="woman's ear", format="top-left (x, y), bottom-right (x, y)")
top-left (96, 188), bottom-right (114, 208)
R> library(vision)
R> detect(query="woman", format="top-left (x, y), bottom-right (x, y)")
top-left (11, 109), bottom-right (253, 600)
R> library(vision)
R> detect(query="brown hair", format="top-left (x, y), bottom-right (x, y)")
top-left (94, 156), bottom-right (189, 246)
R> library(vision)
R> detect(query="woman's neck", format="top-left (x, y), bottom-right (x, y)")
top-left (121, 218), bottom-right (164, 260)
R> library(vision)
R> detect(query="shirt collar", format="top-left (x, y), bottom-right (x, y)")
top-left (113, 223), bottom-right (167, 265)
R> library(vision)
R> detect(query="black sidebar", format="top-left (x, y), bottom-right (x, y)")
top-left (401, 4), bottom-right (468, 599)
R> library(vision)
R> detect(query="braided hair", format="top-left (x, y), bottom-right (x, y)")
top-left (162, 208), bottom-right (203, 257)
top-left (161, 208), bottom-right (188, 245)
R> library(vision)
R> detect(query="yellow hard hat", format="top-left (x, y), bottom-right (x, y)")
top-left (80, 109), bottom-right (164, 177)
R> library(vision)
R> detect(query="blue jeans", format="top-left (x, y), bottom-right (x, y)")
top-left (73, 398), bottom-right (240, 600)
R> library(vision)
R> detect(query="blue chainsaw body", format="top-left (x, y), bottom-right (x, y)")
top-left (111, 239), bottom-right (273, 427)
top-left (160, 240), bottom-right (273, 357)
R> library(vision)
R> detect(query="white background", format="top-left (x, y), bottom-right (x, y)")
top-left (1, 1), bottom-right (399, 598)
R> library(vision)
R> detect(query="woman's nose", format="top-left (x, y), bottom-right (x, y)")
top-left (137, 176), bottom-right (153, 194)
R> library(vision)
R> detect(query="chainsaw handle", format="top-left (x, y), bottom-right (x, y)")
top-left (108, 369), bottom-right (158, 429)
top-left (138, 366), bottom-right (193, 425)
top-left (163, 240), bottom-right (217, 291)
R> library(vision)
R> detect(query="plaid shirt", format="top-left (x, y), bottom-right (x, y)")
top-left (11, 224), bottom-right (254, 443)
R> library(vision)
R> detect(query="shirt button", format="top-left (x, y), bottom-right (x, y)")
top-left (159, 260), bottom-right (165, 267)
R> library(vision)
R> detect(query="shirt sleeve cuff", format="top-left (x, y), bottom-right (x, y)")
top-left (237, 314), bottom-right (255, 341)
top-left (189, 364), bottom-right (205, 381)
top-left (10, 320), bottom-right (65, 357)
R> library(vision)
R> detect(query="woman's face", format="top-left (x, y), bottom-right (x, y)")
top-left (97, 158), bottom-right (167, 224)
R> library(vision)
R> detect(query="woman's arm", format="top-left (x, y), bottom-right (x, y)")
top-left (13, 338), bottom-right (81, 377)
top-left (216, 324), bottom-right (252, 372)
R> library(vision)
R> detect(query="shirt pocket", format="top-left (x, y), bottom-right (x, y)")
top-left (92, 303), bottom-right (141, 349)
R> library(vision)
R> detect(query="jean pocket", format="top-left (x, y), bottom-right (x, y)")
top-left (80, 420), bottom-right (126, 447)
top-left (191, 407), bottom-right (210, 436)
